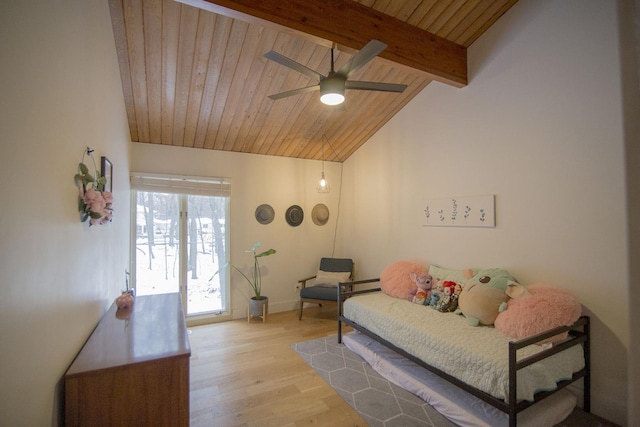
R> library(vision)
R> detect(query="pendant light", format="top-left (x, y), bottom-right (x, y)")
top-left (317, 136), bottom-right (330, 193)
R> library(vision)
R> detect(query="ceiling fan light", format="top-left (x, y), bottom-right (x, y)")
top-left (320, 92), bottom-right (345, 105)
top-left (320, 76), bottom-right (345, 105)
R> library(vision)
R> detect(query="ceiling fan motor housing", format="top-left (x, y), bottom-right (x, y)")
top-left (320, 75), bottom-right (346, 105)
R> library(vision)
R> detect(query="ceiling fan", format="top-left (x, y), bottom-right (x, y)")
top-left (264, 39), bottom-right (407, 106)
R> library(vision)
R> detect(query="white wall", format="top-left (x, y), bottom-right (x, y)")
top-left (342, 0), bottom-right (630, 424)
top-left (132, 143), bottom-right (346, 318)
top-left (621, 0), bottom-right (640, 424)
top-left (0, 1), bottom-right (131, 425)
top-left (2, 0), bottom-right (635, 425)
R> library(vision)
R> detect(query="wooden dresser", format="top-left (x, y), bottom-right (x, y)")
top-left (65, 293), bottom-right (191, 426)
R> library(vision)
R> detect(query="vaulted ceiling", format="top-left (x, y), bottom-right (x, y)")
top-left (108, 0), bottom-right (517, 162)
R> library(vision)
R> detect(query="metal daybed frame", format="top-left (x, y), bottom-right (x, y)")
top-left (337, 279), bottom-right (591, 427)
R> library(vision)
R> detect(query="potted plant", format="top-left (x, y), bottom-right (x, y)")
top-left (213, 242), bottom-right (276, 319)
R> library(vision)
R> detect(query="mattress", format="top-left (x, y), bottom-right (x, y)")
top-left (343, 331), bottom-right (577, 427)
top-left (342, 292), bottom-right (585, 402)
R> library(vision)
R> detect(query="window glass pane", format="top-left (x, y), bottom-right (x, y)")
top-left (132, 174), bottom-right (230, 322)
top-left (135, 192), bottom-right (180, 295)
top-left (186, 195), bottom-right (227, 315)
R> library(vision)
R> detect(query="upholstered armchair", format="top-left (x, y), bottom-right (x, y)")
top-left (298, 257), bottom-right (353, 320)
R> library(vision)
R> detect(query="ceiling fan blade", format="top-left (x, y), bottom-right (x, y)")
top-left (337, 39), bottom-right (388, 78)
top-left (267, 85), bottom-right (320, 100)
top-left (345, 80), bottom-right (407, 93)
top-left (264, 51), bottom-right (325, 81)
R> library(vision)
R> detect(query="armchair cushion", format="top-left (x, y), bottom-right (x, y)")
top-left (300, 285), bottom-right (339, 300)
top-left (314, 270), bottom-right (352, 287)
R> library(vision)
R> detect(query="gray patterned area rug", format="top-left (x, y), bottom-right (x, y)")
top-left (291, 336), bottom-right (612, 427)
top-left (292, 335), bottom-right (455, 427)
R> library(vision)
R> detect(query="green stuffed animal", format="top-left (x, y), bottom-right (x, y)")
top-left (457, 268), bottom-right (516, 326)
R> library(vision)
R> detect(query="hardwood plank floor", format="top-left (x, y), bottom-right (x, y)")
top-left (189, 308), bottom-right (618, 427)
top-left (189, 307), bottom-right (366, 426)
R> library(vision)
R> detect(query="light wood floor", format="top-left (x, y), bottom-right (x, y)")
top-left (189, 307), bottom-right (366, 427)
top-left (188, 308), bottom-right (618, 427)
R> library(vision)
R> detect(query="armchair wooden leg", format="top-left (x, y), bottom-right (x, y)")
top-left (299, 301), bottom-right (304, 320)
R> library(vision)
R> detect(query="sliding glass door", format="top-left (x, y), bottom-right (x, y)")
top-left (131, 174), bottom-right (230, 321)
top-left (134, 191), bottom-right (181, 295)
top-left (185, 194), bottom-right (228, 315)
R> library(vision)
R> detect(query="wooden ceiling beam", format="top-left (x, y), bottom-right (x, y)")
top-left (174, 0), bottom-right (467, 87)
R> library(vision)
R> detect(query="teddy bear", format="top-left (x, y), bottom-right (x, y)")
top-left (457, 268), bottom-right (516, 326)
top-left (407, 272), bottom-right (432, 305)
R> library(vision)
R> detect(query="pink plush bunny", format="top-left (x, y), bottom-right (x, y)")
top-left (407, 272), bottom-right (433, 305)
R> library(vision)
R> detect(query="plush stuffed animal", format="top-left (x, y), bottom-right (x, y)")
top-left (426, 290), bottom-right (440, 308)
top-left (380, 261), bottom-right (430, 299)
top-left (495, 283), bottom-right (582, 343)
top-left (442, 281), bottom-right (456, 297)
top-left (440, 283), bottom-right (462, 313)
top-left (457, 268), bottom-right (516, 326)
top-left (436, 286), bottom-right (452, 311)
top-left (433, 281), bottom-right (455, 310)
top-left (407, 272), bottom-right (432, 305)
top-left (426, 280), bottom-right (444, 308)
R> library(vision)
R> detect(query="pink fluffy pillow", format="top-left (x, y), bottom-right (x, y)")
top-left (380, 261), bottom-right (429, 299)
top-left (495, 283), bottom-right (582, 343)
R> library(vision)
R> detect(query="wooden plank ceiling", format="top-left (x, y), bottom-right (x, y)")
top-left (109, 0), bottom-right (517, 162)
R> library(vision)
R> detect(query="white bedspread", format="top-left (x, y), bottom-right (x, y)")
top-left (343, 292), bottom-right (585, 401)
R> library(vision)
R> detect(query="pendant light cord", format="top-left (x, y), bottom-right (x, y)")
top-left (322, 134), bottom-right (343, 258)
top-left (331, 162), bottom-right (343, 257)
top-left (322, 139), bottom-right (325, 174)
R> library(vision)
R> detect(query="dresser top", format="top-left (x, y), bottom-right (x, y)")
top-left (66, 293), bottom-right (191, 376)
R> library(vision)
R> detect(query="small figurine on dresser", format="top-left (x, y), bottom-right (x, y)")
top-left (116, 270), bottom-right (135, 310)
top-left (116, 290), bottom-right (134, 309)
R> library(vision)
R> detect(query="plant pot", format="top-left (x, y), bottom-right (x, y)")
top-left (248, 296), bottom-right (268, 322)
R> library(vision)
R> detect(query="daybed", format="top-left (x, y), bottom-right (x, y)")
top-left (336, 275), bottom-right (590, 427)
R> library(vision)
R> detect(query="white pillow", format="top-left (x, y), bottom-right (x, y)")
top-left (428, 264), bottom-right (476, 289)
top-left (314, 270), bottom-right (351, 287)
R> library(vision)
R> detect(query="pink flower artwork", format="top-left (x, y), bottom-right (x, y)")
top-left (76, 160), bottom-right (114, 226)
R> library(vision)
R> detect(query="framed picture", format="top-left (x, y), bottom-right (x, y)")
top-left (101, 156), bottom-right (113, 192)
top-left (422, 195), bottom-right (495, 228)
